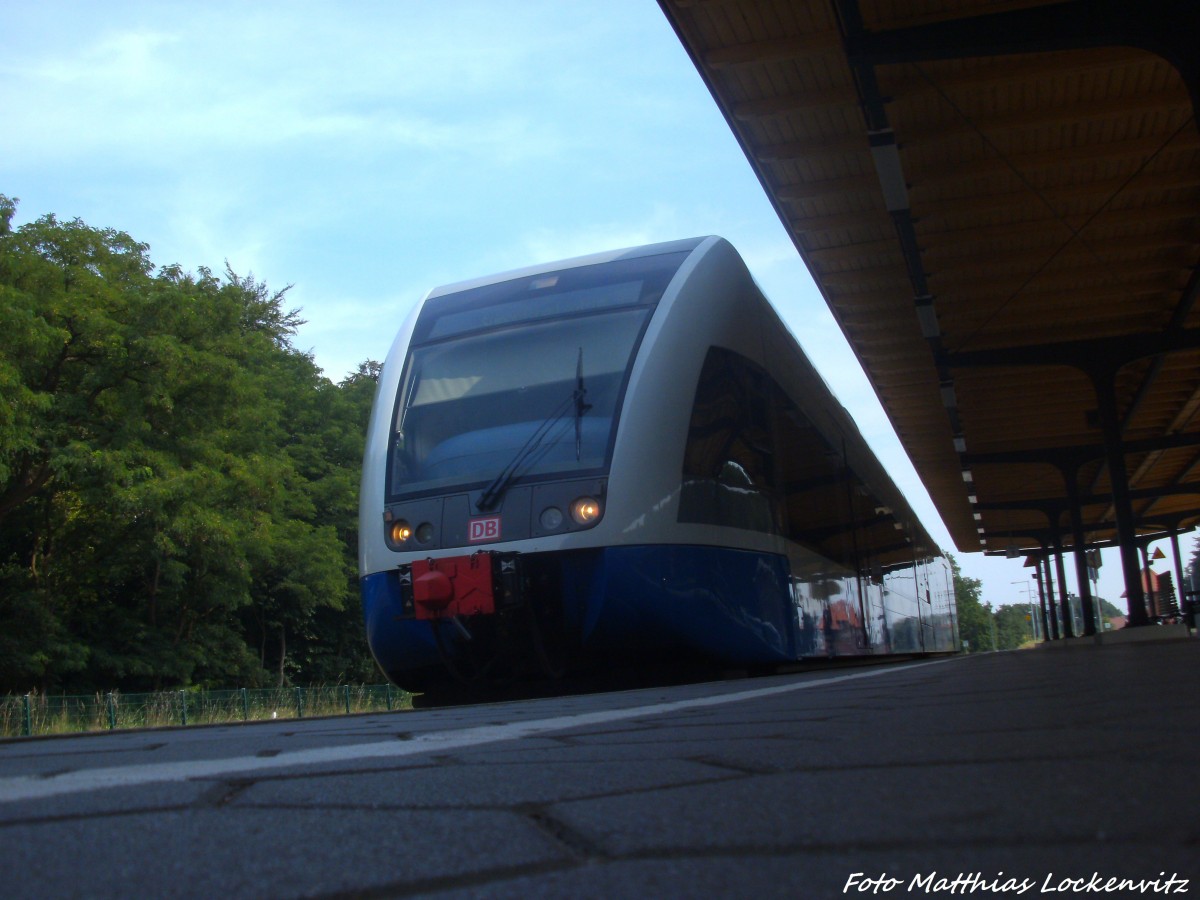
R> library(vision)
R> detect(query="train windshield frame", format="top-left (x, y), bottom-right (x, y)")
top-left (387, 250), bottom-right (689, 501)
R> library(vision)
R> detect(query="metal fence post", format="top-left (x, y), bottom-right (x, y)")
top-left (344, 684), bottom-right (351, 715)
top-left (23, 694), bottom-right (32, 736)
top-left (180, 691), bottom-right (188, 727)
top-left (106, 693), bottom-right (117, 730)
top-left (241, 687), bottom-right (249, 721)
top-left (385, 683), bottom-right (393, 711)
top-left (294, 686), bottom-right (303, 718)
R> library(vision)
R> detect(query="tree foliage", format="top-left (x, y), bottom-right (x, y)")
top-left (949, 555), bottom-right (1042, 651)
top-left (949, 555), bottom-right (991, 651)
top-left (0, 197), bottom-right (379, 692)
top-left (993, 603), bottom-right (1036, 648)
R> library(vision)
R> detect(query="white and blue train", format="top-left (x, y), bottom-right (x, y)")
top-left (359, 237), bottom-right (959, 688)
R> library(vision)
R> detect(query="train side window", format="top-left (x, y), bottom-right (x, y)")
top-left (678, 345), bottom-right (868, 570)
top-left (770, 396), bottom-right (857, 569)
top-left (679, 347), bottom-right (778, 533)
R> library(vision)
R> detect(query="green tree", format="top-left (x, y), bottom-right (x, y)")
top-left (0, 196), bottom-right (374, 692)
top-left (1, 197), bottom-right (165, 688)
top-left (994, 603), bottom-right (1035, 649)
top-left (950, 555), bottom-right (993, 652)
top-left (237, 350), bottom-right (379, 685)
top-left (284, 361), bottom-right (381, 684)
top-left (0, 200), bottom-right (157, 526)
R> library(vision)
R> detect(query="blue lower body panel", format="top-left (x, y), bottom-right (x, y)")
top-left (361, 569), bottom-right (443, 677)
top-left (580, 545), bottom-right (794, 663)
top-left (361, 544), bottom-right (796, 680)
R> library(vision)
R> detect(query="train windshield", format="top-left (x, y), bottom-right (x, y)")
top-left (388, 250), bottom-right (688, 500)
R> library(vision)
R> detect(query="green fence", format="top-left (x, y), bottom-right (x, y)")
top-left (1, 685), bottom-right (411, 738)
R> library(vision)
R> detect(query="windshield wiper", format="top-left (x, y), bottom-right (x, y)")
top-left (476, 349), bottom-right (590, 513)
top-left (475, 399), bottom-right (572, 512)
top-left (573, 347), bottom-right (592, 462)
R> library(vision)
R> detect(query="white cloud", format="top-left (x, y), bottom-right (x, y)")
top-left (0, 3), bottom-right (579, 171)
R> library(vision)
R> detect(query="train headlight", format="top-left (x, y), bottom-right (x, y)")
top-left (570, 496), bottom-right (601, 526)
top-left (539, 506), bottom-right (564, 530)
top-left (388, 519), bottom-right (413, 546)
top-left (415, 522), bottom-right (435, 544)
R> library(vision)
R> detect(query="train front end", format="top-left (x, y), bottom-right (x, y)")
top-left (358, 241), bottom-right (700, 687)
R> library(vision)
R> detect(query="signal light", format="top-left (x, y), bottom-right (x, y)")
top-left (389, 520), bottom-right (413, 545)
top-left (570, 497), bottom-right (601, 526)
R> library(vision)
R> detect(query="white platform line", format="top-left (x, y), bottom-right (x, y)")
top-left (0, 657), bottom-right (958, 803)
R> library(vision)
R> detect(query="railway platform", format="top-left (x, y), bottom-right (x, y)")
top-left (1, 636), bottom-right (1197, 898)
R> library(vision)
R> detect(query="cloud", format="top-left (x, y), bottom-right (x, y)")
top-left (0, 3), bottom-right (576, 170)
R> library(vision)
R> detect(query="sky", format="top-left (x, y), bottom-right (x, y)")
top-left (2, 0), bottom-right (1189, 618)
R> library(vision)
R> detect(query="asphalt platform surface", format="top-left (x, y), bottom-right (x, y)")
top-left (2, 637), bottom-right (1197, 899)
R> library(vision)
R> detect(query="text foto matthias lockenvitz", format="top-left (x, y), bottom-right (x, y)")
top-left (844, 872), bottom-right (1190, 895)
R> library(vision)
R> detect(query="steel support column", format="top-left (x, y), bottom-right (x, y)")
top-left (1169, 527), bottom-right (1187, 618)
top-left (1092, 371), bottom-right (1149, 626)
top-left (1041, 554), bottom-right (1060, 640)
top-left (1060, 464), bottom-right (1097, 635)
top-left (1051, 535), bottom-right (1075, 638)
top-left (1033, 562), bottom-right (1052, 641)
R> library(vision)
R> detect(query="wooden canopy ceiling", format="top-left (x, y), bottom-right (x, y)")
top-left (659, 0), bottom-right (1200, 560)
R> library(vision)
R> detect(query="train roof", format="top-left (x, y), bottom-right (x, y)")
top-left (425, 237), bottom-right (709, 302)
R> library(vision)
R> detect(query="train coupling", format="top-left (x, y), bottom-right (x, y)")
top-left (396, 552), bottom-right (523, 620)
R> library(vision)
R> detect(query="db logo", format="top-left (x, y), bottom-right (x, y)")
top-left (468, 515), bottom-right (501, 543)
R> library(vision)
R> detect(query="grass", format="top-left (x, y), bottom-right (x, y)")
top-left (1, 684), bottom-right (412, 738)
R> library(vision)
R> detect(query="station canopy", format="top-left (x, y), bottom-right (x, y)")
top-left (659, 0), bottom-right (1200, 562)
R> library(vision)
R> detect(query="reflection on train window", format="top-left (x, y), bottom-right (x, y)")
top-left (388, 307), bottom-right (649, 498)
top-left (387, 250), bottom-right (692, 501)
top-left (772, 400), bottom-right (857, 571)
top-left (679, 347), bottom-right (777, 533)
top-left (679, 346), bottom-right (860, 571)
top-left (412, 250), bottom-right (690, 344)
